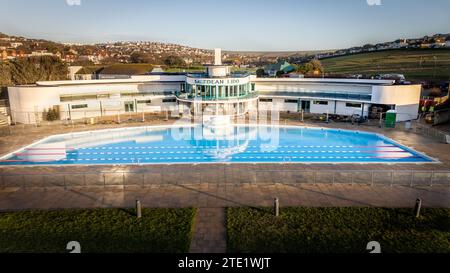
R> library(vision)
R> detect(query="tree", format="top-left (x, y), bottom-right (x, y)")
top-left (309, 59), bottom-right (323, 74)
top-left (8, 56), bottom-right (68, 85)
top-left (0, 62), bottom-right (12, 87)
top-left (276, 70), bottom-right (285, 78)
top-left (71, 60), bottom-right (95, 66)
top-left (130, 52), bottom-right (148, 64)
top-left (297, 59), bottom-right (323, 75)
top-left (256, 68), bottom-right (266, 78)
top-left (164, 55), bottom-right (186, 67)
top-left (44, 107), bottom-right (59, 121)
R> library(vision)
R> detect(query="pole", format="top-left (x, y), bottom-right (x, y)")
top-left (136, 200), bottom-right (142, 219)
top-left (414, 198), bottom-right (422, 218)
top-left (379, 112), bottom-right (383, 128)
top-left (274, 197), bottom-right (279, 217)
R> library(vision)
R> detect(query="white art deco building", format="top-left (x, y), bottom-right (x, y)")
top-left (7, 49), bottom-right (422, 124)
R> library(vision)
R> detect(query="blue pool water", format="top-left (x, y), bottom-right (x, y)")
top-left (0, 125), bottom-right (434, 165)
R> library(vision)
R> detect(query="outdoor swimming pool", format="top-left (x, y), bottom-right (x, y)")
top-left (0, 125), bottom-right (435, 165)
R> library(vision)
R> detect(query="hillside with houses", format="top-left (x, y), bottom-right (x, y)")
top-left (1, 32), bottom-right (449, 67)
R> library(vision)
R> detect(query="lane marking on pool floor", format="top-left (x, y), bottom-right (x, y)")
top-left (73, 144), bottom-right (398, 150)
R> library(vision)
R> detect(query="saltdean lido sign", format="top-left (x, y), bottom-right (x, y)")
top-left (187, 77), bottom-right (249, 85)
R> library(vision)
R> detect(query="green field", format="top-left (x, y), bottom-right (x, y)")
top-left (0, 208), bottom-right (195, 253)
top-left (321, 49), bottom-right (450, 82)
top-left (227, 207), bottom-right (450, 253)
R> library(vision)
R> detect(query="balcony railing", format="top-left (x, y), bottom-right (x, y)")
top-left (259, 91), bottom-right (372, 101)
top-left (176, 92), bottom-right (259, 101)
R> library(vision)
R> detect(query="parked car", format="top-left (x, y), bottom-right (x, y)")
top-left (375, 74), bottom-right (406, 83)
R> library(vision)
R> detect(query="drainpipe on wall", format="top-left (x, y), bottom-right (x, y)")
top-left (67, 104), bottom-right (71, 120)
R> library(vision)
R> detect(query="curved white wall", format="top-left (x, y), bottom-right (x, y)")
top-left (207, 66), bottom-right (230, 77)
top-left (371, 85), bottom-right (421, 105)
top-left (7, 77), bottom-right (422, 124)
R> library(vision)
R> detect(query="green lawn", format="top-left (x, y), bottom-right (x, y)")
top-left (0, 208), bottom-right (195, 253)
top-left (321, 49), bottom-right (450, 82)
top-left (227, 207), bottom-right (450, 253)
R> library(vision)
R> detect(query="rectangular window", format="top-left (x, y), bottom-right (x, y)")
top-left (97, 94), bottom-right (109, 99)
top-left (251, 83), bottom-right (256, 91)
top-left (61, 95), bottom-right (97, 102)
top-left (346, 103), bottom-right (362, 108)
top-left (285, 99), bottom-right (298, 103)
top-left (201, 86), bottom-right (206, 97)
top-left (71, 104), bottom-right (88, 109)
top-left (313, 101), bottom-right (328, 105)
top-left (259, 98), bottom-right (273, 102)
top-left (137, 100), bottom-right (152, 105)
top-left (162, 98), bottom-right (176, 103)
top-left (124, 101), bottom-right (134, 112)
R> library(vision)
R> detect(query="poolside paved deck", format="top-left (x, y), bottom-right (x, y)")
top-left (0, 183), bottom-right (448, 211)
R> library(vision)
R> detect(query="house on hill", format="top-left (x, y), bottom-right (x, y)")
top-left (74, 66), bottom-right (105, 80)
top-left (264, 60), bottom-right (296, 77)
top-left (73, 64), bottom-right (155, 80)
top-left (98, 64), bottom-right (154, 79)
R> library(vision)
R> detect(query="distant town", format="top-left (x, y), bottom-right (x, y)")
top-left (1, 32), bottom-right (449, 67)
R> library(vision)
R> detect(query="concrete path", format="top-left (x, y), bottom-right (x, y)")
top-left (0, 184), bottom-right (449, 210)
top-left (189, 208), bottom-right (226, 253)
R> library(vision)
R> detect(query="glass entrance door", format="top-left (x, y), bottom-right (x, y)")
top-left (301, 101), bottom-right (311, 113)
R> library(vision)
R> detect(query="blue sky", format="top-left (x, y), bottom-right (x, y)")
top-left (1, 0), bottom-right (450, 51)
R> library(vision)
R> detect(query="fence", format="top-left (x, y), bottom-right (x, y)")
top-left (408, 120), bottom-right (448, 143)
top-left (0, 110), bottom-right (181, 137)
top-left (1, 169), bottom-right (449, 189)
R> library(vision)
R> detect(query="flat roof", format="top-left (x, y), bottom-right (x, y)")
top-left (17, 76), bottom-right (409, 88)
top-left (34, 76), bottom-right (186, 87)
top-left (252, 78), bottom-right (396, 85)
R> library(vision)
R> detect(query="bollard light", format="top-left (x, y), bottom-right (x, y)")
top-left (414, 198), bottom-right (422, 218)
top-left (136, 200), bottom-right (142, 219)
top-left (274, 197), bottom-right (280, 217)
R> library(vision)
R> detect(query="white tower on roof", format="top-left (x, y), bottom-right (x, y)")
top-left (214, 48), bottom-right (222, 65)
top-left (207, 48), bottom-right (229, 77)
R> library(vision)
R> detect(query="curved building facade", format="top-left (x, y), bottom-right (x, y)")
top-left (7, 49), bottom-right (422, 124)
top-left (176, 49), bottom-right (259, 117)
